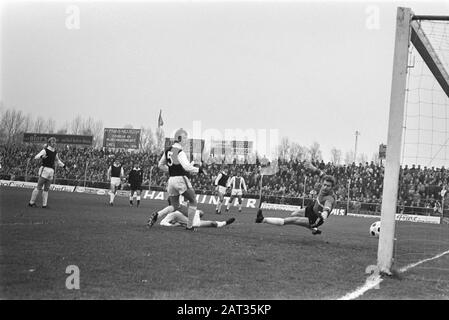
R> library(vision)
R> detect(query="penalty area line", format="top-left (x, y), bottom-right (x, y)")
top-left (337, 248), bottom-right (449, 300)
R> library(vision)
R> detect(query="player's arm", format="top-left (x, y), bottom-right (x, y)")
top-left (242, 178), bottom-right (247, 193)
top-left (107, 166), bottom-right (112, 180)
top-left (55, 154), bottom-right (68, 171)
top-left (214, 173), bottom-right (222, 186)
top-left (178, 151), bottom-right (203, 174)
top-left (34, 149), bottom-right (47, 160)
top-left (158, 153), bottom-right (169, 172)
top-left (304, 160), bottom-right (325, 178)
top-left (227, 176), bottom-right (234, 189)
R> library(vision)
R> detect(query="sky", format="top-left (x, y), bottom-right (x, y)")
top-left (1, 0), bottom-right (449, 162)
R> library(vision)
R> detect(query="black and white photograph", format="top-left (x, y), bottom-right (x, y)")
top-left (1, 0), bottom-right (448, 304)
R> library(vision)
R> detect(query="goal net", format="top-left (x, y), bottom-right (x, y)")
top-left (378, 8), bottom-right (449, 282)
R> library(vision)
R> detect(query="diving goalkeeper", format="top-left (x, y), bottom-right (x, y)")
top-left (255, 161), bottom-right (336, 235)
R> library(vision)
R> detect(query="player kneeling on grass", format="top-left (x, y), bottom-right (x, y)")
top-left (255, 175), bottom-right (336, 235)
top-left (160, 202), bottom-right (235, 228)
top-left (28, 137), bottom-right (68, 209)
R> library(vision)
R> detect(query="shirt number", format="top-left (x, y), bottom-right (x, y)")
top-left (167, 151), bottom-right (174, 166)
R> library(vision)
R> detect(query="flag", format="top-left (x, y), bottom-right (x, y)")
top-left (260, 160), bottom-right (279, 176)
top-left (158, 110), bottom-right (164, 127)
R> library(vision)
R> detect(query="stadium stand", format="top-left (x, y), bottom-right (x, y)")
top-left (0, 143), bottom-right (447, 216)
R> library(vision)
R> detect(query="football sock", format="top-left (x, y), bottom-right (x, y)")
top-left (264, 217), bottom-right (284, 226)
top-left (42, 191), bottom-right (49, 206)
top-left (192, 210), bottom-right (201, 227)
top-left (216, 221), bottom-right (226, 228)
top-left (157, 205), bottom-right (174, 219)
top-left (30, 188), bottom-right (39, 204)
top-left (187, 206), bottom-right (197, 228)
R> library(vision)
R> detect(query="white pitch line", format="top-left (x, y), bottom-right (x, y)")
top-left (337, 249), bottom-right (449, 300)
top-left (0, 222), bottom-right (45, 226)
top-left (398, 249), bottom-right (449, 273)
top-left (337, 276), bottom-right (383, 300)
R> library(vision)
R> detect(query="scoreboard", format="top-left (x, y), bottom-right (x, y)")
top-left (210, 140), bottom-right (253, 157)
top-left (165, 138), bottom-right (205, 162)
top-left (103, 128), bottom-right (141, 149)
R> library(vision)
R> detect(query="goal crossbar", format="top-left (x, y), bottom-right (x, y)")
top-left (410, 20), bottom-right (449, 97)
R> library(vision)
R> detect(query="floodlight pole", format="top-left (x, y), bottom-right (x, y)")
top-left (354, 131), bottom-right (361, 163)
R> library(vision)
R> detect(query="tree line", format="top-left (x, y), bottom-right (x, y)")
top-left (0, 107), bottom-right (164, 152)
top-left (0, 105), bottom-right (379, 164)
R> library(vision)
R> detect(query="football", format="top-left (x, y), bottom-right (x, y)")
top-left (370, 221), bottom-right (381, 237)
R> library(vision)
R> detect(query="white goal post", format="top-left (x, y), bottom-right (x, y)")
top-left (378, 7), bottom-right (449, 275)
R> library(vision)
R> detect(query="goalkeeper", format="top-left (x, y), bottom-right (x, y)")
top-left (255, 162), bottom-right (336, 235)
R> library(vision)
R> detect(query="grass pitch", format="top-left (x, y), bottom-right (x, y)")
top-left (1, 186), bottom-right (448, 299)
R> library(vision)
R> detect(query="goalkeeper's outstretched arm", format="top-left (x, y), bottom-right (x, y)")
top-left (304, 160), bottom-right (325, 177)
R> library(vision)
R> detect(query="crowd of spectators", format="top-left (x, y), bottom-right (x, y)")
top-left (1, 143), bottom-right (447, 211)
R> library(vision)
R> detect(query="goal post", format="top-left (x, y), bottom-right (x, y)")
top-left (378, 7), bottom-right (449, 275)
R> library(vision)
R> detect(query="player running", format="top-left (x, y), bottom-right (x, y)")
top-left (226, 171), bottom-right (247, 213)
top-left (255, 162), bottom-right (336, 235)
top-left (128, 162), bottom-right (143, 207)
top-left (147, 128), bottom-right (207, 231)
top-left (28, 137), bottom-right (67, 208)
top-left (107, 157), bottom-right (125, 206)
top-left (214, 167), bottom-right (229, 214)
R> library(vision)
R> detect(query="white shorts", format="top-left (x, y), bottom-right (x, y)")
top-left (38, 166), bottom-right (55, 180)
top-left (217, 186), bottom-right (227, 195)
top-left (231, 189), bottom-right (243, 197)
top-left (167, 176), bottom-right (193, 197)
top-left (110, 177), bottom-right (121, 187)
top-left (160, 210), bottom-right (201, 227)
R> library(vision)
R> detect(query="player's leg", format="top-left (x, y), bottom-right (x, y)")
top-left (29, 177), bottom-right (45, 207)
top-left (129, 189), bottom-right (135, 206)
top-left (237, 193), bottom-right (243, 212)
top-left (290, 208), bottom-right (306, 217)
top-left (136, 189), bottom-right (141, 207)
top-left (256, 208), bottom-right (321, 235)
top-left (171, 208), bottom-right (235, 228)
top-left (109, 183), bottom-right (116, 205)
top-left (226, 194), bottom-right (235, 212)
top-left (182, 188), bottom-right (199, 230)
top-left (255, 209), bottom-right (308, 227)
top-left (216, 190), bottom-right (224, 214)
top-left (199, 217), bottom-right (236, 228)
top-left (147, 196), bottom-right (179, 228)
top-left (41, 179), bottom-right (52, 208)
